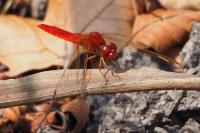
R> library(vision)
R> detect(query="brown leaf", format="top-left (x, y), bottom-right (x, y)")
top-left (46, 112), bottom-right (65, 128)
top-left (60, 98), bottom-right (90, 133)
top-left (0, 118), bottom-right (14, 133)
top-left (23, 112), bottom-right (46, 133)
top-left (0, 0), bottom-right (66, 77)
top-left (132, 9), bottom-right (200, 53)
top-left (0, 118), bottom-right (10, 126)
top-left (0, 15), bottom-right (65, 77)
top-left (2, 107), bottom-right (21, 122)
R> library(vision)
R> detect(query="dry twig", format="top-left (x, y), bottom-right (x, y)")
top-left (0, 67), bottom-right (199, 108)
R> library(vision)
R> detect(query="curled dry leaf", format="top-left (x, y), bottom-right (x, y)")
top-left (0, 118), bottom-right (14, 133)
top-left (2, 106), bottom-right (21, 122)
top-left (132, 9), bottom-right (200, 53)
top-left (47, 111), bottom-right (66, 130)
top-left (0, 117), bottom-right (10, 126)
top-left (60, 98), bottom-right (90, 133)
top-left (47, 112), bottom-right (58, 125)
top-left (23, 112), bottom-right (46, 133)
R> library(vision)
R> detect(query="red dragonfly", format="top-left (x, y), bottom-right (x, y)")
top-left (37, 24), bottom-right (180, 131)
top-left (38, 24), bottom-right (180, 76)
top-left (38, 24), bottom-right (180, 92)
top-left (38, 24), bottom-right (120, 81)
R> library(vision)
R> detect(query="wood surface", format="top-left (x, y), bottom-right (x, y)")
top-left (0, 67), bottom-right (199, 108)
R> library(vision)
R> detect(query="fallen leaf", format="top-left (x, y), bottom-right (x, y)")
top-left (2, 106), bottom-right (21, 122)
top-left (132, 9), bottom-right (200, 53)
top-left (60, 98), bottom-right (90, 133)
top-left (47, 112), bottom-right (65, 127)
top-left (0, 118), bottom-right (14, 133)
top-left (23, 112), bottom-right (46, 133)
top-left (0, 1), bottom-right (66, 77)
top-left (0, 117), bottom-right (10, 126)
top-left (0, 0), bottom-right (66, 77)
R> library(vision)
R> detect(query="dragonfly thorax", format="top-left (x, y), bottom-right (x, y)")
top-left (80, 32), bottom-right (106, 52)
top-left (100, 43), bottom-right (117, 61)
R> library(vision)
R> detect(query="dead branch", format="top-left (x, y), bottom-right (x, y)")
top-left (0, 67), bottom-right (199, 108)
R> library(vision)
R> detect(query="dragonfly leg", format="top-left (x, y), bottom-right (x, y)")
top-left (103, 70), bottom-right (110, 85)
top-left (99, 57), bottom-right (109, 84)
top-left (86, 55), bottom-right (97, 64)
top-left (111, 69), bottom-right (120, 78)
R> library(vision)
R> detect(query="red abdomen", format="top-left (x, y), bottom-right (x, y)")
top-left (38, 24), bottom-right (81, 44)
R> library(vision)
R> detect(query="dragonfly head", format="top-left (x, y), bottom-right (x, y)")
top-left (100, 43), bottom-right (117, 61)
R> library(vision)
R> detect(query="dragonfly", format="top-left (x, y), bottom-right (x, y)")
top-left (38, 24), bottom-right (119, 77)
top-left (38, 23), bottom-right (181, 98)
top-left (38, 24), bottom-right (180, 78)
top-left (37, 24), bottom-right (180, 132)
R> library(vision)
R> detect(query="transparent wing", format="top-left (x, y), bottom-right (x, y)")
top-left (102, 34), bottom-right (181, 67)
top-left (55, 45), bottom-right (91, 100)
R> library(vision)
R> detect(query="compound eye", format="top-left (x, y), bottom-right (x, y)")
top-left (109, 43), bottom-right (117, 50)
top-left (107, 51), bottom-right (117, 60)
top-left (100, 46), bottom-right (110, 57)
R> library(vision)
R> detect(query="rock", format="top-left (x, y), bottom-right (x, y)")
top-left (87, 90), bottom-right (183, 132)
top-left (177, 22), bottom-right (200, 111)
top-left (177, 91), bottom-right (200, 111)
top-left (179, 118), bottom-right (200, 133)
top-left (106, 46), bottom-right (174, 73)
top-left (181, 22), bottom-right (200, 75)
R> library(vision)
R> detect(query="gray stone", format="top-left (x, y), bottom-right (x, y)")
top-left (181, 22), bottom-right (200, 75)
top-left (179, 118), bottom-right (200, 133)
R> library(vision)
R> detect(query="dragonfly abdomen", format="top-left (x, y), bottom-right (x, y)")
top-left (38, 24), bottom-right (81, 44)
